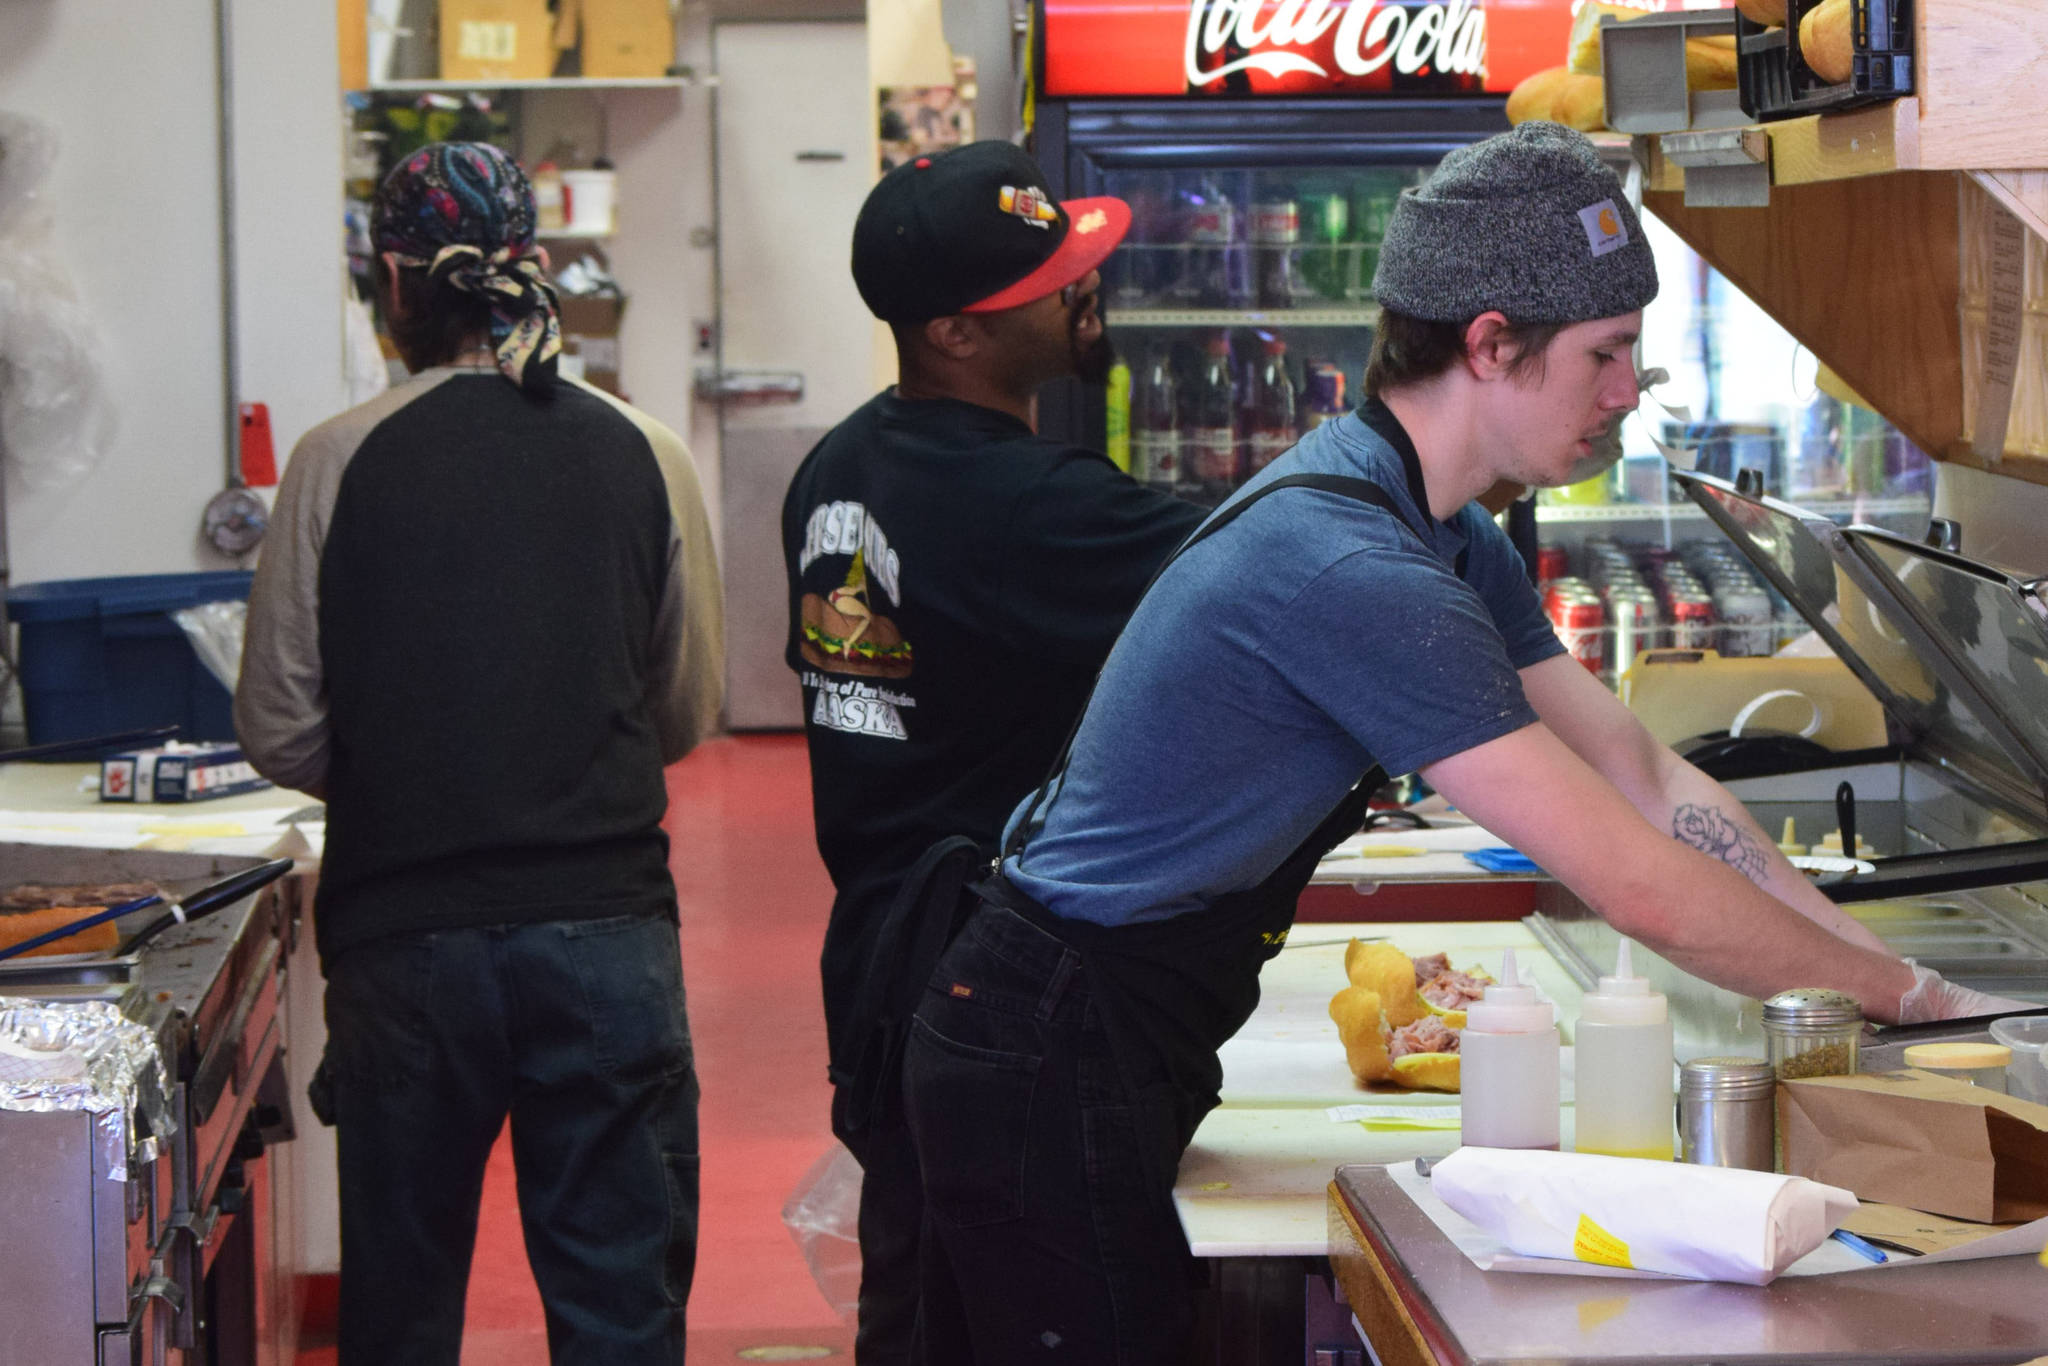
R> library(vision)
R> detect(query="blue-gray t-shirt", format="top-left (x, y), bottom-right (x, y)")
top-left (1002, 399), bottom-right (1565, 927)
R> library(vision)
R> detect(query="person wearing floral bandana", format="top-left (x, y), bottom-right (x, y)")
top-left (237, 142), bottom-right (724, 1365)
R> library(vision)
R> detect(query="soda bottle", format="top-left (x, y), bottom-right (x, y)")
top-left (1186, 332), bottom-right (1240, 504)
top-left (1181, 176), bottom-right (1247, 309)
top-left (1105, 356), bottom-right (1133, 474)
top-left (1246, 336), bottom-right (1297, 476)
top-left (1131, 349), bottom-right (1183, 495)
top-left (1250, 197), bottom-right (1302, 310)
top-left (1298, 184), bottom-right (1350, 303)
top-left (1302, 360), bottom-right (1347, 431)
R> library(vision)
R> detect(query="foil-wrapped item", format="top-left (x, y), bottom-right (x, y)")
top-left (0, 996), bottom-right (172, 1181)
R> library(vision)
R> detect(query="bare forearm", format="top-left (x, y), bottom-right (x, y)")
top-left (1647, 758), bottom-right (1894, 955)
top-left (1594, 846), bottom-right (1916, 1023)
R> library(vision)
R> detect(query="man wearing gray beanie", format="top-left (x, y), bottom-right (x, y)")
top-left (899, 122), bottom-right (2018, 1366)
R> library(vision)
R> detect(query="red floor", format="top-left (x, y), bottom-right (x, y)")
top-left (298, 733), bottom-right (857, 1362)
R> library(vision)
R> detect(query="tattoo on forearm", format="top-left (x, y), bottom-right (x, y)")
top-left (1671, 804), bottom-right (1770, 884)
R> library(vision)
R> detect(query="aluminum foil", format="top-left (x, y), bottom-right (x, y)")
top-left (0, 996), bottom-right (172, 1181)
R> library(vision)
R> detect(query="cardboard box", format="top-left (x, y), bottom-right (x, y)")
top-left (102, 745), bottom-right (274, 804)
top-left (557, 299), bottom-right (625, 396)
top-left (1780, 1069), bottom-right (2048, 1224)
top-left (439, 0), bottom-right (556, 82)
top-left (579, 0), bottom-right (674, 79)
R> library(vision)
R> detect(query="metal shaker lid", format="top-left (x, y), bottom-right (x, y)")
top-left (1762, 987), bottom-right (1864, 1027)
top-left (1680, 1056), bottom-right (1777, 1099)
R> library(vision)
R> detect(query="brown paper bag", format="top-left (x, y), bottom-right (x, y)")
top-left (1779, 1069), bottom-right (2048, 1223)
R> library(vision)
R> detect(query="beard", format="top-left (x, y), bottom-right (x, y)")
top-left (1071, 332), bottom-right (1116, 386)
top-left (1068, 295), bottom-right (1115, 385)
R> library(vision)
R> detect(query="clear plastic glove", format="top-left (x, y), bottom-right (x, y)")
top-left (1897, 960), bottom-right (2033, 1024)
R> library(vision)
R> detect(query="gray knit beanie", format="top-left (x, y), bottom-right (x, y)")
top-left (1373, 122), bottom-right (1658, 325)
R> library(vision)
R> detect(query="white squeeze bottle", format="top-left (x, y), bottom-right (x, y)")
top-left (1459, 949), bottom-right (1561, 1150)
top-left (1572, 940), bottom-right (1676, 1160)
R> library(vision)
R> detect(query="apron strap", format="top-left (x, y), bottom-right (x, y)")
top-left (1005, 472), bottom-right (1440, 866)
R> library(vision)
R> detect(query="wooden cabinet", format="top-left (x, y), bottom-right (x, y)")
top-left (1629, 0), bottom-right (2048, 486)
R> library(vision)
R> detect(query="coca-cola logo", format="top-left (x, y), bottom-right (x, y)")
top-left (1182, 0), bottom-right (1487, 87)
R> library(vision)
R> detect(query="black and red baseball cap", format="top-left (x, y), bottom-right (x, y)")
top-left (851, 140), bottom-right (1131, 323)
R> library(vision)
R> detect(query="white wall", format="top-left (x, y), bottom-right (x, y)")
top-left (0, 0), bottom-right (348, 589)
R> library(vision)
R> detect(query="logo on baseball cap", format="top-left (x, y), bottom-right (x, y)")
top-left (852, 141), bottom-right (1130, 323)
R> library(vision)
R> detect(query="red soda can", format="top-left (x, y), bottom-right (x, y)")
top-left (1669, 593), bottom-right (1716, 650)
top-left (1550, 592), bottom-right (1606, 674)
top-left (1536, 546), bottom-right (1569, 585)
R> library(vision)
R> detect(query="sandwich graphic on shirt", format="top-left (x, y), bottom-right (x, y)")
top-left (800, 548), bottom-right (915, 679)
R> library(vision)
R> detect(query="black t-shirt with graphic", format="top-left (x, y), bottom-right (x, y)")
top-left (782, 389), bottom-right (1204, 1064)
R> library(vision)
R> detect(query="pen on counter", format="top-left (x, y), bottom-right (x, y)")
top-left (1831, 1229), bottom-right (1888, 1264)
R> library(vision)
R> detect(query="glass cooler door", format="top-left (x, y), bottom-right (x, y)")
top-left (1091, 161), bottom-right (1425, 508)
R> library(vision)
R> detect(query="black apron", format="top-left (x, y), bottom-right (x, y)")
top-left (986, 472), bottom-right (1466, 1106)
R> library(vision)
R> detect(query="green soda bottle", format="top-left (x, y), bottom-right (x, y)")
top-left (1106, 357), bottom-right (1133, 473)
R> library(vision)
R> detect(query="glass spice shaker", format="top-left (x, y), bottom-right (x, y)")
top-left (1762, 988), bottom-right (1864, 1081)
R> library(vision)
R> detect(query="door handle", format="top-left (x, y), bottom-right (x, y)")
top-left (694, 368), bottom-right (804, 404)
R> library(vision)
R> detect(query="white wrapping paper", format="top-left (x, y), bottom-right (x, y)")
top-left (1431, 1147), bottom-right (1858, 1285)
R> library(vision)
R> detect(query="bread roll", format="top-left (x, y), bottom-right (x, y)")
top-left (1800, 0), bottom-right (1854, 83)
top-left (1735, 0), bottom-right (1786, 25)
top-left (1685, 36), bottom-right (1742, 90)
top-left (1552, 72), bottom-right (1608, 132)
top-left (1506, 66), bottom-right (1575, 126)
top-left (1506, 66), bottom-right (1607, 132)
top-left (0, 907), bottom-right (118, 958)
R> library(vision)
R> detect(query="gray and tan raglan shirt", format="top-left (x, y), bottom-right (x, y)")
top-left (236, 368), bottom-right (725, 966)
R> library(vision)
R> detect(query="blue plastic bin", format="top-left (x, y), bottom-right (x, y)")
top-left (7, 572), bottom-right (254, 748)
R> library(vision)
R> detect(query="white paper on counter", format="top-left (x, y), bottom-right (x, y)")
top-left (0, 807), bottom-right (322, 860)
top-left (1385, 1160), bottom-right (2048, 1279)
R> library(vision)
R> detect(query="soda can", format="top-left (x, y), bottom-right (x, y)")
top-left (1711, 578), bottom-right (1774, 657)
top-left (1536, 546), bottom-right (1569, 585)
top-left (1549, 590), bottom-right (1606, 674)
top-left (1607, 589), bottom-right (1662, 675)
top-left (1669, 592), bottom-right (1716, 649)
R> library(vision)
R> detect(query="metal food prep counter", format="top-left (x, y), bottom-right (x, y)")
top-left (0, 766), bottom-right (324, 1366)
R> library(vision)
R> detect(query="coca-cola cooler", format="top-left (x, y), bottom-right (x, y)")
top-left (1032, 0), bottom-right (1583, 507)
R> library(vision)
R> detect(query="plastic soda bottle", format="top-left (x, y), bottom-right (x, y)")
top-left (1105, 356), bottom-right (1132, 474)
top-left (1185, 332), bottom-right (1240, 504)
top-left (1302, 361), bottom-right (1347, 431)
top-left (1131, 349), bottom-right (1183, 495)
top-left (1245, 336), bottom-right (1297, 477)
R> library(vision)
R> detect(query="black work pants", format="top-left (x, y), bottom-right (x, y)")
top-left (901, 900), bottom-right (1208, 1365)
top-left (321, 914), bottom-right (699, 1366)
top-left (832, 1087), bottom-right (924, 1365)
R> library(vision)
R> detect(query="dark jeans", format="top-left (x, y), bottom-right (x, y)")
top-left (831, 1088), bottom-right (923, 1366)
top-left (901, 901), bottom-right (1207, 1365)
top-left (321, 914), bottom-right (699, 1366)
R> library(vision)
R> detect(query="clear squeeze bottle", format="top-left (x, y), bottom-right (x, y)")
top-left (1573, 940), bottom-right (1675, 1160)
top-left (1459, 948), bottom-right (1561, 1150)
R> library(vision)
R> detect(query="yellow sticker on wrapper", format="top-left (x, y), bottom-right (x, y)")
top-left (1573, 1214), bottom-right (1634, 1269)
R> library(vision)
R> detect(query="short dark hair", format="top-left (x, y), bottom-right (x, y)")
top-left (1363, 309), bottom-right (1564, 397)
top-left (373, 255), bottom-right (495, 371)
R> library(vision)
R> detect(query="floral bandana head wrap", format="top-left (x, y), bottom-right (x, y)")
top-left (370, 142), bottom-right (562, 393)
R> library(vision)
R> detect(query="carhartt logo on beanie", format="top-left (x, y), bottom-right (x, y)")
top-left (1373, 121), bottom-right (1659, 325)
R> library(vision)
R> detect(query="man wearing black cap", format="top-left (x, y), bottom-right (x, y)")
top-left (780, 141), bottom-right (1202, 1361)
top-left (900, 123), bottom-right (2022, 1362)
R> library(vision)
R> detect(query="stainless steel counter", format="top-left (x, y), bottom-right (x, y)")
top-left (1330, 1162), bottom-right (2048, 1366)
top-left (0, 843), bottom-right (304, 1366)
